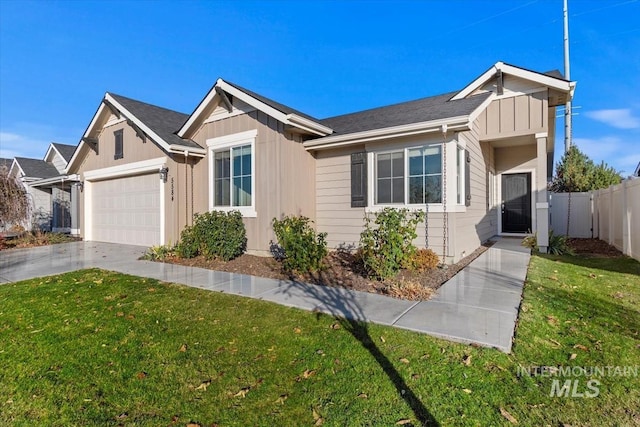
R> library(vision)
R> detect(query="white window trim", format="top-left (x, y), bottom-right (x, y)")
top-left (366, 140), bottom-right (466, 213)
top-left (207, 129), bottom-right (257, 217)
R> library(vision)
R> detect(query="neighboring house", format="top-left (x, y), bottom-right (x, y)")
top-left (9, 143), bottom-right (79, 232)
top-left (66, 61), bottom-right (575, 260)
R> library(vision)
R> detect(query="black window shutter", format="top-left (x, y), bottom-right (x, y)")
top-left (351, 152), bottom-right (367, 208)
top-left (465, 149), bottom-right (471, 207)
top-left (114, 130), bottom-right (123, 160)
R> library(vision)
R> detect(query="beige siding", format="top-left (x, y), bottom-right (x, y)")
top-left (477, 91), bottom-right (549, 140)
top-left (495, 144), bottom-right (536, 173)
top-left (189, 110), bottom-right (316, 254)
top-left (315, 146), bottom-right (365, 249)
top-left (72, 120), bottom-right (181, 242)
top-left (451, 119), bottom-right (497, 262)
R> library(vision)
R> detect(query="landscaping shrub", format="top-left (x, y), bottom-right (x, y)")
top-left (522, 230), bottom-right (574, 256)
top-left (359, 207), bottom-right (425, 279)
top-left (408, 248), bottom-right (440, 272)
top-left (176, 211), bottom-right (247, 261)
top-left (142, 244), bottom-right (175, 261)
top-left (272, 215), bottom-right (327, 273)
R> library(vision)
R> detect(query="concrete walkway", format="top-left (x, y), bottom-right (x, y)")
top-left (0, 238), bottom-right (529, 352)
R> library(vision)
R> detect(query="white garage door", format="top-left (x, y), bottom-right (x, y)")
top-left (90, 173), bottom-right (160, 247)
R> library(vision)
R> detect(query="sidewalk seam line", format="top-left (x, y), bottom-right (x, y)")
top-left (390, 301), bottom-right (421, 325)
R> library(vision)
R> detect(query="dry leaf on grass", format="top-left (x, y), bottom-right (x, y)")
top-left (293, 327), bottom-right (301, 334)
top-left (500, 407), bottom-right (518, 424)
top-left (358, 393), bottom-right (368, 399)
top-left (330, 323), bottom-right (341, 330)
top-left (194, 380), bottom-right (211, 391)
top-left (233, 387), bottom-right (250, 398)
top-left (569, 353), bottom-right (577, 360)
top-left (312, 408), bottom-right (324, 425)
top-left (573, 344), bottom-right (588, 351)
top-left (380, 336), bottom-right (386, 343)
top-left (179, 343), bottom-right (187, 352)
top-left (462, 354), bottom-right (472, 366)
top-left (274, 394), bottom-right (288, 404)
top-left (462, 388), bottom-right (472, 394)
top-left (396, 419), bottom-right (412, 425)
top-left (136, 371), bottom-right (147, 379)
top-left (399, 358), bottom-right (410, 364)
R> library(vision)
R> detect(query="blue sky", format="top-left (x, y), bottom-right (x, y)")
top-left (1, 0), bottom-right (638, 175)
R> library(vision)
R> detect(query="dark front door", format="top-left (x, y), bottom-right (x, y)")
top-left (501, 173), bottom-right (531, 233)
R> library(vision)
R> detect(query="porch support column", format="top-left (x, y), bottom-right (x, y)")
top-left (535, 132), bottom-right (549, 253)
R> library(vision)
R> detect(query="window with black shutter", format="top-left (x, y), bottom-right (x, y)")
top-left (350, 152), bottom-right (367, 207)
top-left (114, 129), bottom-right (123, 160)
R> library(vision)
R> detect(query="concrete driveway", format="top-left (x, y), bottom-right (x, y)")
top-left (0, 238), bottom-right (529, 352)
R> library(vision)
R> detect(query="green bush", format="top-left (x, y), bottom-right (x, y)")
top-left (522, 230), bottom-right (574, 256)
top-left (272, 215), bottom-right (327, 273)
top-left (176, 210), bottom-right (247, 261)
top-left (359, 208), bottom-right (425, 279)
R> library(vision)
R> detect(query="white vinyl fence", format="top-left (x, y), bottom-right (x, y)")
top-left (550, 178), bottom-right (640, 261)
top-left (549, 192), bottom-right (594, 238)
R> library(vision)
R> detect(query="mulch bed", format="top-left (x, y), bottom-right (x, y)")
top-left (158, 243), bottom-right (493, 301)
top-left (567, 238), bottom-right (624, 258)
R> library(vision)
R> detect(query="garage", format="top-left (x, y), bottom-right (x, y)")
top-left (89, 173), bottom-right (161, 247)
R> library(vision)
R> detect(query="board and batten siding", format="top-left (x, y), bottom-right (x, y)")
top-left (189, 109), bottom-right (316, 254)
top-left (476, 91), bottom-right (549, 140)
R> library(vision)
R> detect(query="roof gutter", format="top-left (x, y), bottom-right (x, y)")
top-left (168, 145), bottom-right (206, 157)
top-left (303, 115), bottom-right (470, 151)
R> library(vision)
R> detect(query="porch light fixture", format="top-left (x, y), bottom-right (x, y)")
top-left (75, 181), bottom-right (84, 192)
top-left (159, 166), bottom-right (169, 183)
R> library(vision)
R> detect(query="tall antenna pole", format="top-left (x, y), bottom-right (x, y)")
top-left (563, 0), bottom-right (572, 152)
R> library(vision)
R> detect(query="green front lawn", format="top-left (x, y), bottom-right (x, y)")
top-left (1, 254), bottom-right (638, 426)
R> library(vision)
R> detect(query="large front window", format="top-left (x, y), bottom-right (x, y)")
top-left (213, 144), bottom-right (252, 207)
top-left (207, 129), bottom-right (257, 216)
top-left (374, 144), bottom-right (442, 205)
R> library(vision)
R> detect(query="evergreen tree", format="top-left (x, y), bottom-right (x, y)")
top-left (550, 145), bottom-right (621, 192)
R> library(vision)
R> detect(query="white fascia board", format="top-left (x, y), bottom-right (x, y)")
top-left (177, 84), bottom-right (218, 138)
top-left (43, 143), bottom-right (58, 163)
top-left (179, 79), bottom-right (332, 138)
top-left (64, 142), bottom-right (85, 175)
top-left (83, 156), bottom-right (167, 181)
top-left (83, 102), bottom-right (108, 139)
top-left (467, 92), bottom-right (497, 124)
top-left (452, 62), bottom-right (574, 101)
top-left (286, 114), bottom-right (333, 136)
top-left (303, 116), bottom-right (470, 151)
top-left (9, 159), bottom-right (23, 177)
top-left (168, 145), bottom-right (206, 157)
top-left (29, 175), bottom-right (72, 187)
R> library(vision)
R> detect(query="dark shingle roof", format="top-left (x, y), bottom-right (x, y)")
top-left (14, 157), bottom-right (60, 179)
top-left (544, 69), bottom-right (565, 79)
top-left (109, 94), bottom-right (202, 149)
top-left (0, 158), bottom-right (12, 171)
top-left (224, 80), bottom-right (323, 123)
top-left (51, 143), bottom-right (76, 162)
top-left (320, 91), bottom-right (491, 135)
